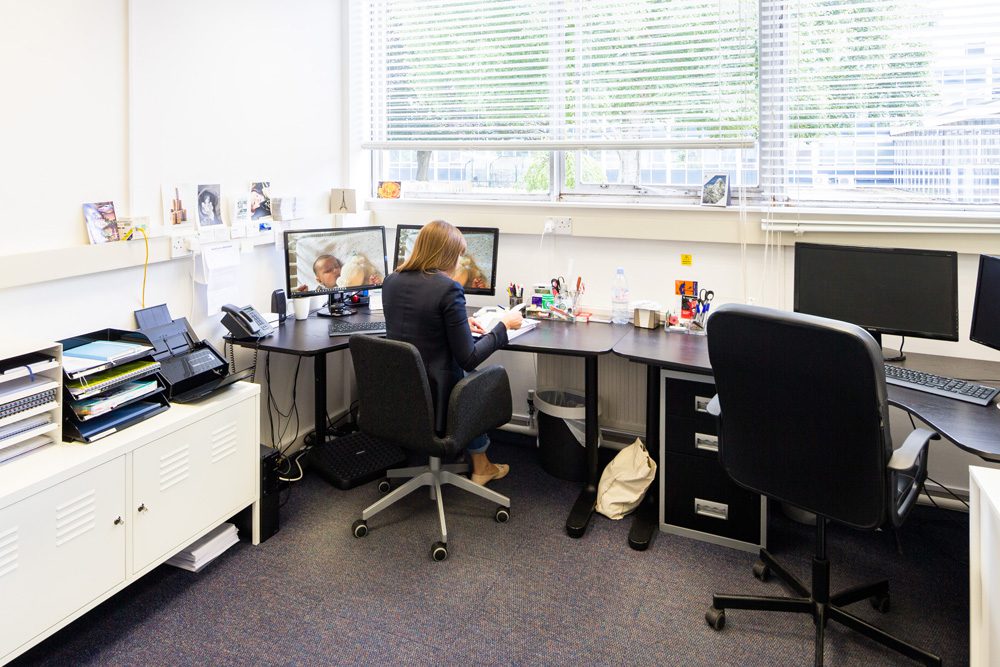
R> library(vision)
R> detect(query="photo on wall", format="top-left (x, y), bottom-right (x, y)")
top-left (82, 201), bottom-right (120, 244)
top-left (161, 184), bottom-right (197, 231)
top-left (250, 181), bottom-right (272, 231)
top-left (701, 174), bottom-right (730, 207)
top-left (196, 184), bottom-right (223, 227)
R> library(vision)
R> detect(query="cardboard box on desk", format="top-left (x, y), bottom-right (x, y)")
top-left (634, 308), bottom-right (660, 329)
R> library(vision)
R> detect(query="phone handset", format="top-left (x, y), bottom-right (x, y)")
top-left (221, 303), bottom-right (275, 340)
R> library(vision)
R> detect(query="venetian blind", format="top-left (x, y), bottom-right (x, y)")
top-left (359, 0), bottom-right (758, 150)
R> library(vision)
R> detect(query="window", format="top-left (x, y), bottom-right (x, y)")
top-left (358, 0), bottom-right (1000, 212)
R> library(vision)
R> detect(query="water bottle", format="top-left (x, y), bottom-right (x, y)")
top-left (611, 267), bottom-right (630, 324)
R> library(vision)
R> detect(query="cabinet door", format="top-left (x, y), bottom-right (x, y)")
top-left (131, 400), bottom-right (255, 572)
top-left (0, 458), bottom-right (126, 659)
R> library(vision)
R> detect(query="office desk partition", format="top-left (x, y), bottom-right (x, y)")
top-left (615, 327), bottom-right (1000, 550)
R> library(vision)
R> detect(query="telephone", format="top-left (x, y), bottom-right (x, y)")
top-left (221, 303), bottom-right (275, 340)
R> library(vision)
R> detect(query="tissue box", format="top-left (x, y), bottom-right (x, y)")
top-left (633, 308), bottom-right (660, 329)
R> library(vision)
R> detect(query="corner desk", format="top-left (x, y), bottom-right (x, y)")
top-left (614, 327), bottom-right (1000, 551)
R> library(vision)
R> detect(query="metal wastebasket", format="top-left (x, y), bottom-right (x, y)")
top-left (535, 389), bottom-right (600, 482)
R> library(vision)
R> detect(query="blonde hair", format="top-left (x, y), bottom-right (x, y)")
top-left (396, 220), bottom-right (467, 275)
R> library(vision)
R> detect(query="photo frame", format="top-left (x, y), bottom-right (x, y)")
top-left (701, 174), bottom-right (730, 207)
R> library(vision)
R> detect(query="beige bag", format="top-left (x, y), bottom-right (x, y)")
top-left (595, 437), bottom-right (657, 520)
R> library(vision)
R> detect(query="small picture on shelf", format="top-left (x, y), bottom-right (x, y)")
top-left (82, 201), bottom-right (120, 244)
top-left (196, 184), bottom-right (224, 227)
top-left (250, 181), bottom-right (272, 231)
top-left (376, 181), bottom-right (401, 199)
top-left (701, 174), bottom-right (730, 207)
top-left (161, 184), bottom-right (196, 230)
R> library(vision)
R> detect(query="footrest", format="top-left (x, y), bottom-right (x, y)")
top-left (308, 432), bottom-right (407, 490)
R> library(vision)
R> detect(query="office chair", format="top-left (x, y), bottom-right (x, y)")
top-left (348, 335), bottom-right (512, 561)
top-left (703, 304), bottom-right (941, 666)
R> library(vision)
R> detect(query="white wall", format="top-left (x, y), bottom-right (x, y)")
top-left (0, 0), bottom-right (349, 451)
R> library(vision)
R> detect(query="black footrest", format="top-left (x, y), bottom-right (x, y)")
top-left (307, 432), bottom-right (407, 490)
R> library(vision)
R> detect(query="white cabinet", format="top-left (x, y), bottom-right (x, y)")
top-left (970, 466), bottom-right (1000, 667)
top-left (0, 382), bottom-right (259, 665)
top-left (0, 457), bottom-right (126, 659)
top-left (131, 399), bottom-right (255, 572)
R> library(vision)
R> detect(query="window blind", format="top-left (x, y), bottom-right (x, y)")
top-left (760, 0), bottom-right (1000, 210)
top-left (359, 0), bottom-right (758, 151)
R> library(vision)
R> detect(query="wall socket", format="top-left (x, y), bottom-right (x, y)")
top-left (170, 236), bottom-right (192, 258)
top-left (544, 216), bottom-right (573, 235)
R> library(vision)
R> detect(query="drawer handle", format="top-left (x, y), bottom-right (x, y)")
top-left (694, 433), bottom-right (718, 453)
top-left (694, 498), bottom-right (729, 521)
top-left (113, 516), bottom-right (124, 526)
top-left (137, 503), bottom-right (148, 513)
top-left (694, 396), bottom-right (712, 413)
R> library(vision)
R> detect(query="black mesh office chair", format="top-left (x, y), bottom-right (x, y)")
top-left (348, 335), bottom-right (512, 561)
top-left (703, 304), bottom-right (941, 666)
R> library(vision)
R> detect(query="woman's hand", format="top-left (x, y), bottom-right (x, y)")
top-left (468, 317), bottom-right (486, 335)
top-left (501, 310), bottom-right (523, 330)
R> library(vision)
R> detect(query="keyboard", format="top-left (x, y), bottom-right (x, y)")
top-left (883, 364), bottom-right (1000, 406)
top-left (328, 320), bottom-right (387, 337)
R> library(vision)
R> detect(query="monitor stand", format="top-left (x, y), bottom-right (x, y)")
top-left (870, 332), bottom-right (905, 362)
top-left (317, 292), bottom-right (356, 318)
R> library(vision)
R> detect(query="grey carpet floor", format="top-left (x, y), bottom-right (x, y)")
top-left (13, 438), bottom-right (968, 666)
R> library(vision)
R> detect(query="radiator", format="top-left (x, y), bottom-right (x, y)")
top-left (536, 352), bottom-right (646, 434)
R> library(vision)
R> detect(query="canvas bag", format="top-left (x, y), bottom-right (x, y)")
top-left (595, 437), bottom-right (657, 520)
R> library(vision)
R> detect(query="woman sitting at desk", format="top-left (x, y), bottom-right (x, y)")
top-left (382, 219), bottom-right (522, 485)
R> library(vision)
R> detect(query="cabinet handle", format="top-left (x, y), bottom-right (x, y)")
top-left (113, 516), bottom-right (124, 526)
top-left (694, 498), bottom-right (729, 521)
top-left (694, 432), bottom-right (719, 453)
top-left (694, 396), bottom-right (712, 413)
top-left (137, 503), bottom-right (148, 513)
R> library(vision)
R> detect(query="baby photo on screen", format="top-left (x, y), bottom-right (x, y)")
top-left (289, 229), bottom-right (386, 293)
top-left (396, 226), bottom-right (494, 291)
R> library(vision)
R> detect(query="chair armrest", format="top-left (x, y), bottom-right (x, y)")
top-left (445, 365), bottom-right (513, 449)
top-left (888, 428), bottom-right (936, 526)
top-left (707, 395), bottom-right (721, 417)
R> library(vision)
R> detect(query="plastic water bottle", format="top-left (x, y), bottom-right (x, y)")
top-left (611, 267), bottom-right (630, 324)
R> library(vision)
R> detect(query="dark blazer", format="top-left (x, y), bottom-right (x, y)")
top-left (382, 270), bottom-right (508, 433)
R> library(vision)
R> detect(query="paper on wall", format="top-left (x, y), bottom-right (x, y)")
top-left (195, 242), bottom-right (240, 315)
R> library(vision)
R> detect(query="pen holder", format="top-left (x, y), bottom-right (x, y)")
top-left (509, 295), bottom-right (521, 309)
top-left (563, 290), bottom-right (582, 315)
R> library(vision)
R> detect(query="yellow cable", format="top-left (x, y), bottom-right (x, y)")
top-left (122, 226), bottom-right (149, 307)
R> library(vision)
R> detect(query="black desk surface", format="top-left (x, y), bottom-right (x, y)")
top-left (506, 319), bottom-right (632, 356)
top-left (228, 310), bottom-right (387, 356)
top-left (613, 326), bottom-right (1000, 462)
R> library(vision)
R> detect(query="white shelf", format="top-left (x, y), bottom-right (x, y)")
top-left (0, 402), bottom-right (61, 430)
top-left (0, 359), bottom-right (60, 385)
top-left (0, 422), bottom-right (59, 452)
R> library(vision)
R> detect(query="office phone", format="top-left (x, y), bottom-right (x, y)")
top-left (221, 304), bottom-right (274, 340)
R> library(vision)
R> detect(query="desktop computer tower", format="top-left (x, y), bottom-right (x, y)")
top-left (235, 444), bottom-right (281, 543)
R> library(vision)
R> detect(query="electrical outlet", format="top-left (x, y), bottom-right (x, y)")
top-left (552, 217), bottom-right (572, 235)
top-left (170, 235), bottom-right (192, 258)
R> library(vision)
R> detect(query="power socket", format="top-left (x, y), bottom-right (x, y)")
top-left (170, 236), bottom-right (192, 258)
top-left (544, 217), bottom-right (573, 235)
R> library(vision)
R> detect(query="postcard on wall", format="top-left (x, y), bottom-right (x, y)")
top-left (83, 201), bottom-right (120, 244)
top-left (196, 184), bottom-right (224, 227)
top-left (230, 195), bottom-right (250, 237)
top-left (376, 181), bottom-right (401, 199)
top-left (700, 174), bottom-right (730, 207)
top-left (161, 184), bottom-right (197, 231)
top-left (331, 188), bottom-right (357, 213)
top-left (250, 181), bottom-right (272, 231)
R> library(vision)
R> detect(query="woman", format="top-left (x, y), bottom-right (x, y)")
top-left (382, 220), bottom-right (522, 485)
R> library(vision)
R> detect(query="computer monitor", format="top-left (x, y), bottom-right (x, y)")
top-left (971, 254), bottom-right (1000, 353)
top-left (284, 226), bottom-right (389, 317)
top-left (393, 224), bottom-right (500, 296)
top-left (794, 242), bottom-right (958, 359)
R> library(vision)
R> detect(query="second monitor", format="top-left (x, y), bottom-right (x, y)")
top-left (394, 225), bottom-right (500, 296)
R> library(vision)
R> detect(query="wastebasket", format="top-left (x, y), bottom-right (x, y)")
top-left (535, 389), bottom-right (600, 482)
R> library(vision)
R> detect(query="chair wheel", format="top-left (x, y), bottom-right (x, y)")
top-left (870, 593), bottom-right (890, 613)
top-left (705, 607), bottom-right (725, 631)
top-left (495, 506), bottom-right (510, 523)
top-left (752, 560), bottom-right (770, 582)
top-left (377, 478), bottom-right (391, 494)
top-left (431, 541), bottom-right (448, 561)
top-left (352, 519), bottom-right (368, 538)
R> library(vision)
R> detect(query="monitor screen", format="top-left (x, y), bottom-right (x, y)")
top-left (794, 242), bottom-right (958, 342)
top-left (393, 224), bottom-right (500, 296)
top-left (284, 226), bottom-right (388, 299)
top-left (971, 254), bottom-right (1000, 352)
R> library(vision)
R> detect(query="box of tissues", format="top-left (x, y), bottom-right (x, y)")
top-left (633, 307), bottom-right (660, 329)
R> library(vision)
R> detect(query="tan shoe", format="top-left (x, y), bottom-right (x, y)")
top-left (471, 463), bottom-right (510, 486)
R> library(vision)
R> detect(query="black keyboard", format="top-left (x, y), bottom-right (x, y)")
top-left (328, 320), bottom-right (386, 337)
top-left (884, 364), bottom-right (999, 406)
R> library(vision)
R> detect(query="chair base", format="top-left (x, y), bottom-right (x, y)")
top-left (707, 548), bottom-right (941, 667)
top-left (359, 456), bottom-right (510, 547)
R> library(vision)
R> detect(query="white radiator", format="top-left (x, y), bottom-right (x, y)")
top-left (536, 352), bottom-right (646, 434)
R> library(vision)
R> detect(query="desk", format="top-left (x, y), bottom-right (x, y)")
top-left (615, 327), bottom-right (1000, 549)
top-left (228, 310), bottom-right (387, 446)
top-left (506, 320), bottom-right (632, 537)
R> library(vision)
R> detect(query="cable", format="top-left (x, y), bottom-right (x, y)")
top-left (925, 475), bottom-right (970, 509)
top-left (121, 226), bottom-right (149, 307)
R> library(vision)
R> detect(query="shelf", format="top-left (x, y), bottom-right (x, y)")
top-left (0, 359), bottom-right (60, 385)
top-left (0, 422), bottom-right (59, 451)
top-left (67, 366), bottom-right (160, 400)
top-left (0, 402), bottom-right (61, 430)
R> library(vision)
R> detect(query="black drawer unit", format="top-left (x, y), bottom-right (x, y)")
top-left (659, 369), bottom-right (766, 552)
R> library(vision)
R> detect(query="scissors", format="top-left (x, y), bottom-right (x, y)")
top-left (551, 276), bottom-right (566, 295)
top-left (697, 289), bottom-right (715, 314)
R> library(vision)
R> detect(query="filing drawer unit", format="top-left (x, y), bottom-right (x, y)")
top-left (659, 369), bottom-right (766, 552)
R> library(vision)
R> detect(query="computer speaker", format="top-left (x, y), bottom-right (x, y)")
top-left (271, 289), bottom-right (287, 323)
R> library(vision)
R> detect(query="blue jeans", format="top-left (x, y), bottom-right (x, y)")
top-left (467, 433), bottom-right (490, 454)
